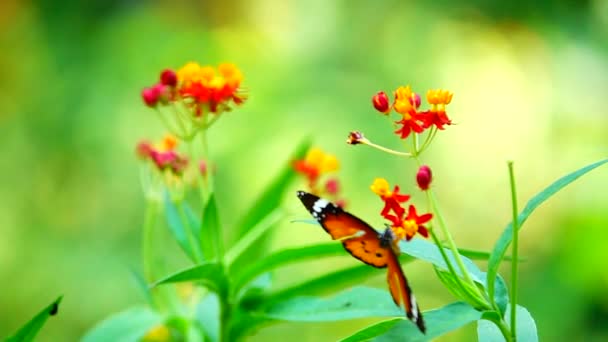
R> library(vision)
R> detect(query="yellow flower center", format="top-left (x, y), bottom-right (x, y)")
top-left (401, 219), bottom-right (418, 237)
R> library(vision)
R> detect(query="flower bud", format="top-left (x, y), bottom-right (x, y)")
top-left (199, 160), bottom-right (208, 176)
top-left (141, 87), bottom-right (159, 107)
top-left (346, 131), bottom-right (367, 145)
top-left (416, 165), bottom-right (432, 190)
top-left (372, 91), bottom-right (391, 114)
top-left (136, 141), bottom-right (153, 159)
top-left (160, 69), bottom-right (178, 87)
top-left (325, 178), bottom-right (340, 195)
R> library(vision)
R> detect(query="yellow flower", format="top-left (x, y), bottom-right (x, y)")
top-left (370, 178), bottom-right (392, 197)
top-left (393, 86), bottom-right (415, 116)
top-left (218, 63), bottom-right (243, 87)
top-left (177, 62), bottom-right (201, 85)
top-left (305, 148), bottom-right (339, 173)
top-left (426, 89), bottom-right (453, 111)
top-left (157, 134), bottom-right (178, 151)
top-left (142, 325), bottom-right (170, 342)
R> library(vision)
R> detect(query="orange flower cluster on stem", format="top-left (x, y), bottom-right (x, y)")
top-left (371, 178), bottom-right (432, 241)
top-left (372, 86), bottom-right (453, 140)
top-left (294, 148), bottom-right (346, 207)
top-left (141, 62), bottom-right (247, 141)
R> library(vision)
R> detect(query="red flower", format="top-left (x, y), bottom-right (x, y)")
top-left (385, 205), bottom-right (433, 241)
top-left (370, 178), bottom-right (410, 218)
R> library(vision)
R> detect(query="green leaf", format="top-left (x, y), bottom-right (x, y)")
top-left (152, 262), bottom-right (226, 295)
top-left (434, 267), bottom-right (488, 310)
top-left (398, 238), bottom-right (485, 285)
top-left (456, 247), bottom-right (520, 262)
top-left (261, 286), bottom-right (403, 321)
top-left (373, 302), bottom-right (482, 341)
top-left (82, 307), bottom-right (162, 342)
top-left (265, 253), bottom-right (413, 303)
top-left (339, 318), bottom-right (402, 342)
top-left (232, 242), bottom-right (344, 293)
top-left (486, 158), bottom-right (608, 301)
top-left (200, 195), bottom-right (223, 260)
top-left (129, 268), bottom-right (154, 305)
top-left (5, 296), bottom-right (62, 342)
top-left (234, 138), bottom-right (310, 237)
top-left (493, 274), bottom-right (509, 317)
top-left (477, 305), bottom-right (538, 342)
top-left (164, 191), bottom-right (198, 262)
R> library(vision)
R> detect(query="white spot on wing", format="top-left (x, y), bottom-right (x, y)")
top-left (410, 295), bottom-right (418, 320)
top-left (312, 199), bottom-right (330, 215)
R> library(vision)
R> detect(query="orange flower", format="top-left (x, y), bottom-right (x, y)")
top-left (370, 178), bottom-right (410, 217)
top-left (385, 205), bottom-right (432, 241)
top-left (393, 86), bottom-right (425, 139)
top-left (294, 148), bottom-right (339, 187)
top-left (420, 89), bottom-right (453, 130)
top-left (176, 62), bottom-right (246, 115)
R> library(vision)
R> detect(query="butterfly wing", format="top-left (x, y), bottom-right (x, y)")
top-left (386, 247), bottom-right (425, 333)
top-left (296, 191), bottom-right (425, 333)
top-left (296, 191), bottom-right (388, 268)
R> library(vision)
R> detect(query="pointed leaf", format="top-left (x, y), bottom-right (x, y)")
top-left (339, 318), bottom-right (402, 342)
top-left (373, 302), bottom-right (482, 341)
top-left (261, 286), bottom-right (403, 321)
top-left (82, 307), bottom-right (162, 342)
top-left (477, 304), bottom-right (538, 342)
top-left (434, 267), bottom-right (488, 309)
top-left (398, 238), bottom-right (485, 284)
top-left (235, 138), bottom-right (310, 237)
top-left (164, 192), bottom-right (197, 261)
top-left (5, 296), bottom-right (62, 342)
top-left (232, 242), bottom-right (344, 292)
top-left (486, 158), bottom-right (608, 300)
top-left (200, 195), bottom-right (222, 260)
top-left (153, 262), bottom-right (226, 295)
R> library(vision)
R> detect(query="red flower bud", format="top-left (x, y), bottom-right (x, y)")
top-left (372, 91), bottom-right (391, 114)
top-left (141, 87), bottom-right (159, 107)
top-left (160, 69), bottom-right (178, 87)
top-left (416, 165), bottom-right (432, 190)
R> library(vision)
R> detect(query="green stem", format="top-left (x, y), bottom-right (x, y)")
top-left (508, 161), bottom-right (519, 341)
top-left (495, 318), bottom-right (514, 342)
top-left (200, 129), bottom-right (214, 196)
top-left (363, 140), bottom-right (412, 157)
top-left (142, 199), bottom-right (159, 282)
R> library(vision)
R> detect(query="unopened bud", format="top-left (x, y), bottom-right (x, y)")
top-left (410, 92), bottom-right (421, 109)
top-left (160, 69), bottom-right (178, 87)
top-left (372, 91), bottom-right (391, 114)
top-left (141, 87), bottom-right (159, 107)
top-left (416, 165), bottom-right (432, 190)
top-left (347, 131), bottom-right (367, 145)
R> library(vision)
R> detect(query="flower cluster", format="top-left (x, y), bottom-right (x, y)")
top-left (372, 86), bottom-right (453, 140)
top-left (142, 62), bottom-right (246, 114)
top-left (137, 135), bottom-right (189, 175)
top-left (141, 62), bottom-right (247, 141)
top-left (370, 178), bottom-right (432, 241)
top-left (294, 148), bottom-right (346, 207)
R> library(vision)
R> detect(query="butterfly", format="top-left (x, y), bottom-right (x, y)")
top-left (296, 191), bottom-right (425, 333)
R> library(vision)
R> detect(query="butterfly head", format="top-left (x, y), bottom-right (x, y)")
top-left (380, 226), bottom-right (397, 249)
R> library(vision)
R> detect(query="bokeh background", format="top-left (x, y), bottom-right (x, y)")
top-left (1, 0), bottom-right (607, 340)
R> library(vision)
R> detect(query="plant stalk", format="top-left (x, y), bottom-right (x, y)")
top-left (508, 161), bottom-right (519, 341)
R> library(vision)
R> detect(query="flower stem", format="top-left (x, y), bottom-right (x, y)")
top-left (508, 161), bottom-right (519, 341)
top-left (362, 140), bottom-right (412, 157)
top-left (142, 199), bottom-right (159, 282)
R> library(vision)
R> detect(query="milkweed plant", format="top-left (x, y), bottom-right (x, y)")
top-left (7, 61), bottom-right (607, 342)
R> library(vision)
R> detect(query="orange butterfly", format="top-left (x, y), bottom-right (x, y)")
top-left (297, 191), bottom-right (425, 333)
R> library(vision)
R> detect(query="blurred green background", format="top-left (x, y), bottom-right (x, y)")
top-left (1, 0), bottom-right (607, 340)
